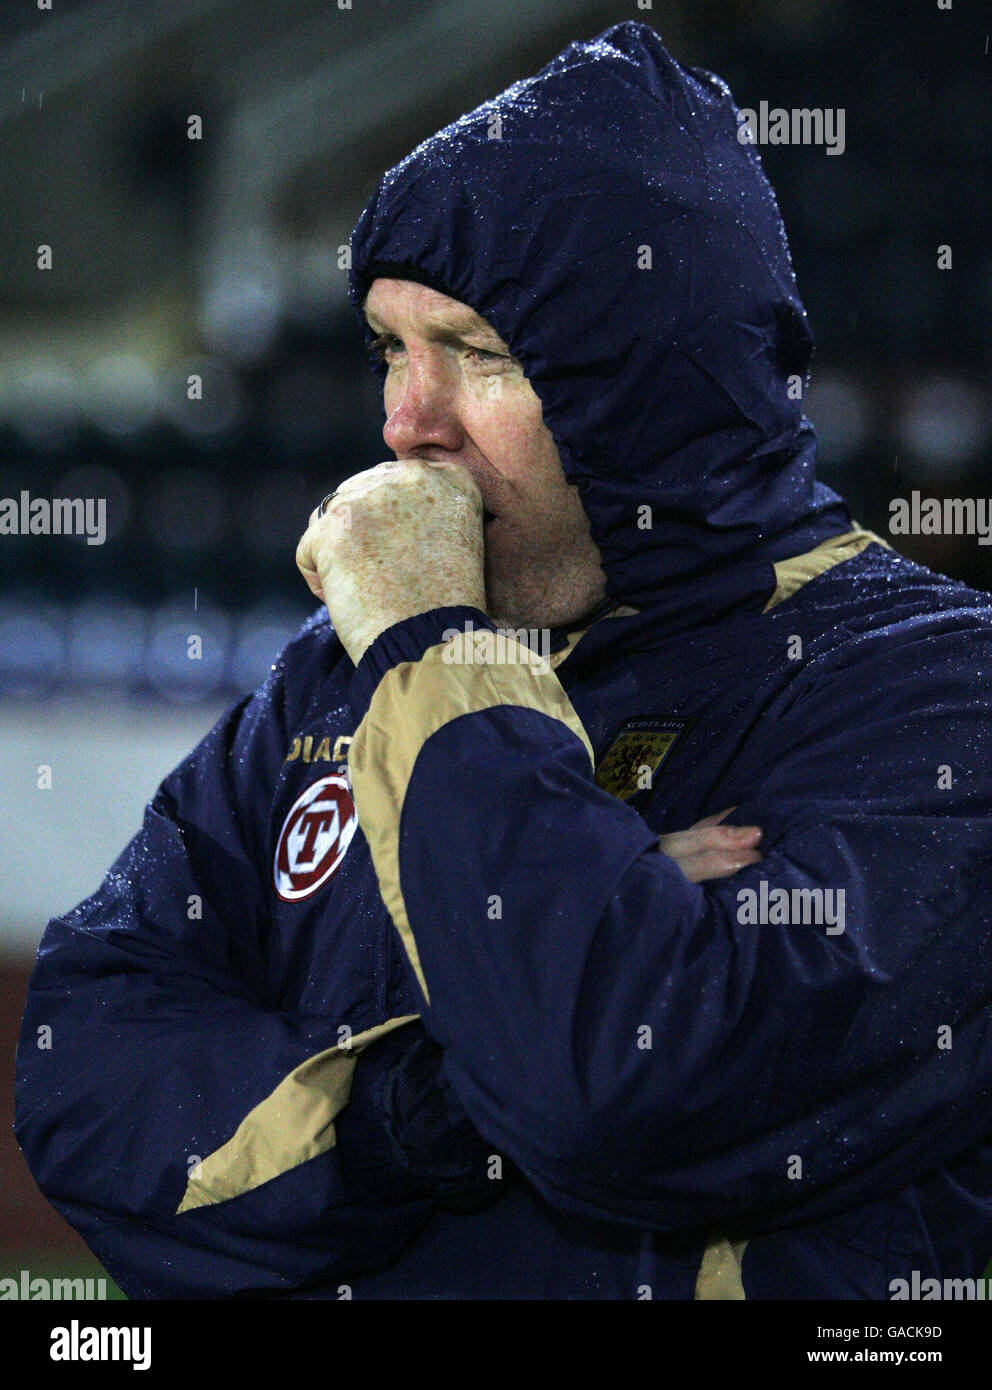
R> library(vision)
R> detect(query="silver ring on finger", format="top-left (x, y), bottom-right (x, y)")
top-left (319, 491), bottom-right (339, 517)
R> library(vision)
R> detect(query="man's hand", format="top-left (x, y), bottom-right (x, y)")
top-left (296, 459), bottom-right (487, 667)
top-left (659, 806), bottom-right (763, 882)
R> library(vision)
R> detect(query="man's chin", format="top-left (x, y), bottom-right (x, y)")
top-left (483, 574), bottom-right (533, 632)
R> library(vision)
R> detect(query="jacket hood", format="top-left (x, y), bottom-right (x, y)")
top-left (348, 20), bottom-right (851, 620)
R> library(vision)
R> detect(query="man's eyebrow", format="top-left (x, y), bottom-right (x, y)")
top-left (363, 302), bottom-right (508, 348)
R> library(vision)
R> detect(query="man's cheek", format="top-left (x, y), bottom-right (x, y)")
top-left (482, 522), bottom-right (520, 581)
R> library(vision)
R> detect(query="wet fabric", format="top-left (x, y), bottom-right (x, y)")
top-left (348, 20), bottom-right (852, 623)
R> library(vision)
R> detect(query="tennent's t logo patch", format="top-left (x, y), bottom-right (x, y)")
top-left (274, 774), bottom-right (357, 901)
top-left (595, 717), bottom-right (692, 801)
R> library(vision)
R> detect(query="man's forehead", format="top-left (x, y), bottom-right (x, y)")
top-left (363, 278), bottom-right (504, 341)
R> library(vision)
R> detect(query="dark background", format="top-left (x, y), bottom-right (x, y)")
top-left (1, 0), bottom-right (989, 1288)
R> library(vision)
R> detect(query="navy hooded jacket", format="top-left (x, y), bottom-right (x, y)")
top-left (15, 22), bottom-right (992, 1299)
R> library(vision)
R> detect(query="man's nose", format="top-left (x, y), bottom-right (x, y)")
top-left (382, 354), bottom-right (463, 457)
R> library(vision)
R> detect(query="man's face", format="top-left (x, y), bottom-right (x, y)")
top-left (362, 278), bottom-right (606, 631)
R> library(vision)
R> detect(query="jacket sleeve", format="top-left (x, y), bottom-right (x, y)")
top-left (346, 603), bottom-right (992, 1237)
top-left (13, 618), bottom-right (442, 1299)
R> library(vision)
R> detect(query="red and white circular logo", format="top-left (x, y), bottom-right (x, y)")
top-left (274, 774), bottom-right (358, 902)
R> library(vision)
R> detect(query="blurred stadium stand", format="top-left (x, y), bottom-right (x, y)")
top-left (1, 0), bottom-right (988, 1281)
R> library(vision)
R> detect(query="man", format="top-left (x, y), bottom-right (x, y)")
top-left (15, 22), bottom-right (992, 1300)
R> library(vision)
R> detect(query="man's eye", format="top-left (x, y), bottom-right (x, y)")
top-left (367, 335), bottom-right (513, 368)
top-left (467, 347), bottom-right (514, 368)
top-left (368, 333), bottom-right (403, 363)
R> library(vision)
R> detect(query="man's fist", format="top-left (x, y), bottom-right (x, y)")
top-left (297, 459), bottom-right (487, 667)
